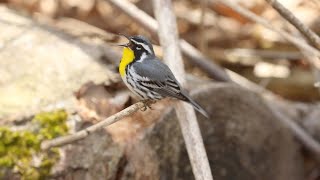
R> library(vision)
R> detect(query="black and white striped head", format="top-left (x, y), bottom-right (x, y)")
top-left (120, 35), bottom-right (155, 60)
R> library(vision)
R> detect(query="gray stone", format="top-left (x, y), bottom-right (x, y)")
top-left (0, 6), bottom-right (118, 120)
top-left (123, 83), bottom-right (304, 180)
top-left (51, 129), bottom-right (124, 180)
top-left (302, 104), bottom-right (320, 142)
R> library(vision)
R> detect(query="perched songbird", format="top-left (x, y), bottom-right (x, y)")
top-left (118, 35), bottom-right (208, 118)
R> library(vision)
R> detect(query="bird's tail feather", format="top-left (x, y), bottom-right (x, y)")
top-left (183, 95), bottom-right (209, 118)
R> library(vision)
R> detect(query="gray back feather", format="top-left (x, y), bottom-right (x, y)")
top-left (131, 57), bottom-right (187, 100)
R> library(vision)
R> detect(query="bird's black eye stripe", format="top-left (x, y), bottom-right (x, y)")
top-left (131, 40), bottom-right (146, 51)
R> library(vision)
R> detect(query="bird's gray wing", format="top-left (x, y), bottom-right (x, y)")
top-left (132, 58), bottom-right (209, 118)
top-left (132, 58), bottom-right (187, 100)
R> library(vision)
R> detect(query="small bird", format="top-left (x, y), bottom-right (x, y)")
top-left (118, 35), bottom-right (208, 118)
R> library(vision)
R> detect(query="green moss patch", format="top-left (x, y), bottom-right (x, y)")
top-left (0, 109), bottom-right (68, 179)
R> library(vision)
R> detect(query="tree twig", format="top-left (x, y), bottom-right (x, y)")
top-left (212, 48), bottom-right (303, 60)
top-left (179, 39), bottom-right (230, 81)
top-left (210, 0), bottom-right (320, 58)
top-left (265, 0), bottom-right (320, 50)
top-left (41, 101), bottom-right (150, 150)
top-left (199, 0), bottom-right (208, 53)
top-left (152, 0), bottom-right (213, 180)
top-left (263, 0), bottom-right (320, 88)
top-left (266, 102), bottom-right (320, 159)
top-left (211, 0), bottom-right (320, 91)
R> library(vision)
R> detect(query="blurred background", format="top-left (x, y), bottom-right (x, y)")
top-left (0, 0), bottom-right (320, 179)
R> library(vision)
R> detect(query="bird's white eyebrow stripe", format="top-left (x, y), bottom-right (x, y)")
top-left (131, 39), bottom-right (152, 54)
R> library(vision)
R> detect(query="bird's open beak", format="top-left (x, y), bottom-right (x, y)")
top-left (117, 33), bottom-right (131, 47)
top-left (117, 43), bottom-right (128, 47)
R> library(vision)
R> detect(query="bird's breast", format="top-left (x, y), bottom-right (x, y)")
top-left (119, 47), bottom-right (135, 77)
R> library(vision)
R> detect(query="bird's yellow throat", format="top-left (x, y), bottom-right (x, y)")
top-left (119, 47), bottom-right (135, 77)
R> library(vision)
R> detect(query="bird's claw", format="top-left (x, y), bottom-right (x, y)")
top-left (140, 104), bottom-right (148, 111)
top-left (140, 100), bottom-right (156, 111)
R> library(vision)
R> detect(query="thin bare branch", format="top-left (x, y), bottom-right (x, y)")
top-left (263, 0), bottom-right (320, 86)
top-left (212, 0), bottom-right (320, 91)
top-left (199, 0), bottom-right (208, 52)
top-left (41, 101), bottom-right (150, 150)
top-left (212, 48), bottom-right (303, 60)
top-left (266, 102), bottom-right (320, 159)
top-left (210, 0), bottom-right (320, 56)
top-left (179, 39), bottom-right (230, 81)
top-left (265, 0), bottom-right (320, 50)
top-left (210, 0), bottom-right (320, 58)
top-left (106, 0), bottom-right (157, 33)
top-left (152, 0), bottom-right (213, 180)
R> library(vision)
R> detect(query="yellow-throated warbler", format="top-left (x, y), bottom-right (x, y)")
top-left (118, 35), bottom-right (208, 118)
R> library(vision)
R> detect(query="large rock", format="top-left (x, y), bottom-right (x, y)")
top-left (57, 82), bottom-right (304, 180)
top-left (52, 128), bottom-right (124, 180)
top-left (0, 6), bottom-right (119, 120)
top-left (119, 83), bottom-right (304, 180)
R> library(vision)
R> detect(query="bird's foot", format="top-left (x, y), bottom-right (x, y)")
top-left (140, 100), bottom-right (156, 111)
